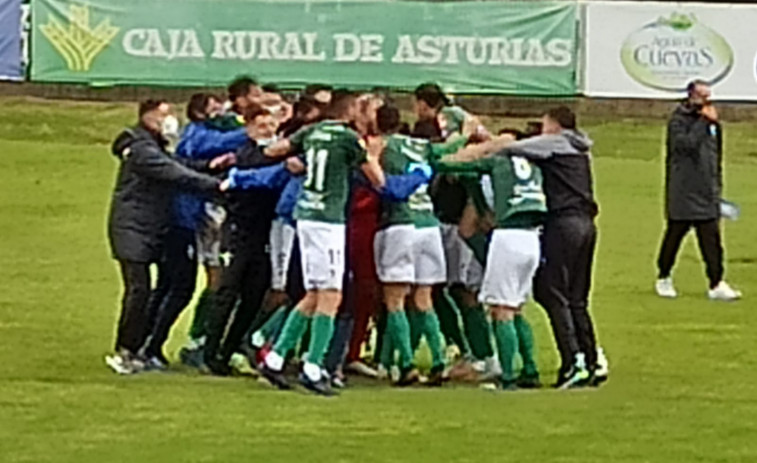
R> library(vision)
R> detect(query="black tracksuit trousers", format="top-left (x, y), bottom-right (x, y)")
top-left (115, 260), bottom-right (152, 353)
top-left (657, 219), bottom-right (723, 289)
top-left (143, 227), bottom-right (198, 358)
top-left (204, 224), bottom-right (271, 365)
top-left (534, 215), bottom-right (599, 373)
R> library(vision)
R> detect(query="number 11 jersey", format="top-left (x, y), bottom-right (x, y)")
top-left (291, 120), bottom-right (366, 224)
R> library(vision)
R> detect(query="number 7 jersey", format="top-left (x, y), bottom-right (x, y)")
top-left (290, 120), bottom-right (367, 224)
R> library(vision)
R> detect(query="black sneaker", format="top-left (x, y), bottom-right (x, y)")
top-left (299, 372), bottom-right (337, 397)
top-left (554, 366), bottom-right (590, 390)
top-left (260, 364), bottom-right (291, 390)
top-left (588, 369), bottom-right (608, 388)
top-left (499, 380), bottom-right (519, 391)
top-left (425, 365), bottom-right (449, 387)
top-left (516, 373), bottom-right (541, 389)
top-left (179, 347), bottom-right (204, 369)
top-left (203, 357), bottom-right (231, 377)
top-left (394, 367), bottom-right (420, 387)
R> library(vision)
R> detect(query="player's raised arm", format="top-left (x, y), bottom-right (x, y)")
top-left (439, 134), bottom-right (515, 163)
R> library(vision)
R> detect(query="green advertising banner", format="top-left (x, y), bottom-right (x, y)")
top-left (31, 0), bottom-right (577, 94)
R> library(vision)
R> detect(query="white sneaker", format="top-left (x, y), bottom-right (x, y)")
top-left (345, 361), bottom-right (379, 378)
top-left (708, 281), bottom-right (742, 301)
top-left (105, 352), bottom-right (139, 375)
top-left (471, 359), bottom-right (487, 374)
top-left (479, 356), bottom-right (502, 381)
top-left (655, 277), bottom-right (678, 298)
top-left (595, 347), bottom-right (609, 378)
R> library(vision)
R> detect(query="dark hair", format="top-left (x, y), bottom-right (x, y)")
top-left (304, 84), bottom-right (333, 96)
top-left (138, 99), bottom-right (165, 118)
top-left (186, 93), bottom-right (211, 122)
top-left (414, 82), bottom-right (450, 110)
top-left (412, 119), bottom-right (442, 141)
top-left (242, 104), bottom-right (271, 123)
top-left (324, 89), bottom-right (357, 119)
top-left (294, 95), bottom-right (321, 118)
top-left (686, 79), bottom-right (709, 96)
top-left (262, 83), bottom-right (279, 93)
top-left (377, 105), bottom-right (402, 134)
top-left (525, 121), bottom-right (543, 137)
top-left (228, 75), bottom-right (258, 101)
top-left (498, 128), bottom-right (526, 140)
top-left (545, 106), bottom-right (577, 130)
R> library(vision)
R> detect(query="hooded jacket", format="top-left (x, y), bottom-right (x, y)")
top-left (499, 130), bottom-right (599, 218)
top-left (665, 103), bottom-right (722, 221)
top-left (108, 126), bottom-right (220, 263)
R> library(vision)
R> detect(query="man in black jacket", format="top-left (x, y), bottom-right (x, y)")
top-left (655, 80), bottom-right (741, 301)
top-left (105, 100), bottom-right (230, 375)
top-left (202, 105), bottom-right (282, 376)
top-left (493, 107), bottom-right (605, 389)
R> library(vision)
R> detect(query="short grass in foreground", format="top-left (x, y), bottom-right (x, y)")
top-left (1, 97), bottom-right (756, 462)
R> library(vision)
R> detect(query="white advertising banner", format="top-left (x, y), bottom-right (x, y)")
top-left (585, 1), bottom-right (757, 100)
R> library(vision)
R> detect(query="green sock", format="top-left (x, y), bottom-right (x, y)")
top-left (514, 315), bottom-right (538, 378)
top-left (305, 313), bottom-right (335, 367)
top-left (434, 289), bottom-right (470, 356)
top-left (272, 309), bottom-right (311, 358)
top-left (493, 319), bottom-right (518, 383)
top-left (379, 328), bottom-right (394, 369)
top-left (388, 311), bottom-right (414, 369)
top-left (462, 305), bottom-right (494, 360)
top-left (408, 310), bottom-right (423, 352)
top-left (260, 305), bottom-right (288, 341)
top-left (420, 310), bottom-right (445, 369)
top-left (188, 289), bottom-right (213, 340)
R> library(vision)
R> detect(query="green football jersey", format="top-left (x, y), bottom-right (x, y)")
top-left (437, 156), bottom-right (546, 229)
top-left (439, 106), bottom-right (468, 139)
top-left (291, 120), bottom-right (366, 224)
top-left (380, 134), bottom-right (439, 228)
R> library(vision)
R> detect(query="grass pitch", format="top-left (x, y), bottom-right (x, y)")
top-left (1, 97), bottom-right (756, 462)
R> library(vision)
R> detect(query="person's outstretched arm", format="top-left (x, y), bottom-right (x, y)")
top-left (129, 139), bottom-right (220, 193)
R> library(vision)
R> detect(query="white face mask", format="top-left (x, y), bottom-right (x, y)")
top-left (256, 135), bottom-right (278, 147)
top-left (161, 115), bottom-right (179, 139)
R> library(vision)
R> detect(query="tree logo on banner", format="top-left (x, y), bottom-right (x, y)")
top-left (620, 13), bottom-right (733, 91)
top-left (39, 4), bottom-right (119, 72)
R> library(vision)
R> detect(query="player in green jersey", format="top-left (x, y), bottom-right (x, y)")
top-left (436, 153), bottom-right (546, 390)
top-left (372, 105), bottom-right (452, 386)
top-left (413, 83), bottom-right (499, 378)
top-left (260, 91), bottom-right (385, 395)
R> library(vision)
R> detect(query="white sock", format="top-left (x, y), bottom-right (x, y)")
top-left (251, 331), bottom-right (266, 349)
top-left (265, 351), bottom-right (284, 371)
top-left (303, 362), bottom-right (322, 382)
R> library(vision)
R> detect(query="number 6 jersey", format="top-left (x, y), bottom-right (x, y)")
top-left (436, 156), bottom-right (547, 230)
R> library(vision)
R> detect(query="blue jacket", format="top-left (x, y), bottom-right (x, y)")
top-left (173, 122), bottom-right (247, 230)
top-left (226, 165), bottom-right (429, 225)
top-left (226, 164), bottom-right (301, 224)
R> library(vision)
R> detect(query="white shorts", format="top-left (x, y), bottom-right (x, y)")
top-left (196, 202), bottom-right (226, 267)
top-left (269, 218), bottom-right (296, 291)
top-left (479, 229), bottom-right (541, 308)
top-left (440, 223), bottom-right (472, 285)
top-left (297, 220), bottom-right (346, 291)
top-left (375, 225), bottom-right (447, 285)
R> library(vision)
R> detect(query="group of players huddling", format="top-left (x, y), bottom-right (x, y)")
top-left (106, 77), bottom-right (608, 396)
